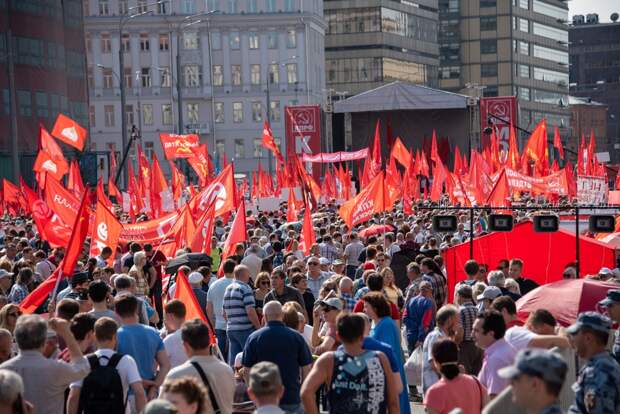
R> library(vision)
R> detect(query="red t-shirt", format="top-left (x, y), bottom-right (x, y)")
top-left (353, 299), bottom-right (401, 320)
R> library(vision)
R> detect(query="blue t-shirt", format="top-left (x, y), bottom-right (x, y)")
top-left (242, 321), bottom-right (313, 405)
top-left (117, 323), bottom-right (164, 380)
top-left (337, 336), bottom-right (399, 373)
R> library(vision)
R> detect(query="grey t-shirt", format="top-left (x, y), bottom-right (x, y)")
top-left (90, 308), bottom-right (122, 324)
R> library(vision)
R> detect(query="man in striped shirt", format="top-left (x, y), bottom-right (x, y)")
top-left (223, 265), bottom-right (261, 365)
top-left (456, 284), bottom-right (484, 375)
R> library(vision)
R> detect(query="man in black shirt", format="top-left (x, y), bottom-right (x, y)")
top-left (508, 258), bottom-right (539, 296)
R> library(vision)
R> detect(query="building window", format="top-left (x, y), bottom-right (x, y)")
top-left (234, 139), bottom-right (245, 158)
top-left (228, 0), bottom-right (238, 13)
top-left (532, 22), bottom-right (568, 43)
top-left (142, 104), bottom-right (153, 125)
top-left (270, 100), bottom-right (280, 122)
top-left (121, 33), bottom-right (130, 52)
top-left (286, 63), bottom-right (297, 84)
top-left (480, 16), bottom-right (497, 31)
top-left (249, 0), bottom-right (258, 13)
top-left (35, 92), bottom-right (47, 118)
top-left (211, 32), bottom-right (222, 50)
top-left (212, 65), bottom-right (223, 86)
top-left (286, 29), bottom-right (296, 48)
top-left (89, 106), bottom-right (96, 127)
top-left (481, 63), bottom-right (498, 77)
top-left (87, 67), bottom-right (94, 89)
top-left (186, 103), bottom-right (199, 123)
top-left (101, 34), bottom-right (111, 53)
top-left (136, 0), bottom-right (148, 13)
top-left (214, 102), bottom-right (225, 123)
top-left (480, 0), bottom-right (496, 7)
top-left (119, 0), bottom-right (128, 14)
top-left (125, 104), bottom-right (134, 126)
top-left (140, 33), bottom-right (150, 51)
top-left (99, 0), bottom-right (109, 15)
top-left (233, 102), bottom-right (243, 123)
top-left (480, 39), bottom-right (497, 54)
top-left (184, 65), bottom-right (202, 87)
top-left (519, 18), bottom-right (529, 33)
top-left (229, 32), bottom-right (240, 49)
top-left (249, 32), bottom-right (259, 49)
top-left (267, 0), bottom-right (276, 12)
top-left (159, 67), bottom-right (171, 87)
top-left (251, 64), bottom-right (261, 85)
top-left (268, 32), bottom-right (278, 49)
top-left (519, 87), bottom-right (530, 101)
top-left (533, 0), bottom-right (567, 20)
top-left (162, 104), bottom-right (172, 125)
top-left (253, 138), bottom-right (263, 157)
top-left (159, 34), bottom-right (169, 51)
top-left (439, 65), bottom-right (461, 79)
top-left (252, 101), bottom-right (262, 122)
top-left (268, 64), bottom-right (279, 83)
top-left (231, 65), bottom-right (242, 86)
top-left (85, 34), bottom-right (92, 53)
top-left (285, 0), bottom-right (294, 12)
top-left (182, 0), bottom-right (195, 14)
top-left (518, 64), bottom-right (530, 78)
top-left (519, 0), bottom-right (529, 10)
top-left (483, 85), bottom-right (498, 97)
top-left (533, 67), bottom-right (568, 85)
top-left (123, 67), bottom-right (133, 88)
top-left (104, 105), bottom-right (115, 126)
top-left (533, 45), bottom-right (568, 64)
top-left (519, 41), bottom-right (529, 55)
top-left (141, 68), bottom-right (151, 88)
top-left (215, 140), bottom-right (225, 157)
top-left (184, 32), bottom-right (199, 49)
top-left (157, 1), bottom-right (167, 14)
top-left (103, 68), bottom-right (114, 89)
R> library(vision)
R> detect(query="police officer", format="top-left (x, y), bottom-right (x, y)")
top-left (498, 348), bottom-right (568, 414)
top-left (598, 289), bottom-right (620, 364)
top-left (567, 312), bottom-right (620, 414)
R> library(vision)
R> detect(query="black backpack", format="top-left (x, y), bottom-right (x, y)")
top-left (78, 353), bottom-right (126, 414)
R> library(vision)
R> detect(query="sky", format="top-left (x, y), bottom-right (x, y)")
top-left (569, 0), bottom-right (619, 22)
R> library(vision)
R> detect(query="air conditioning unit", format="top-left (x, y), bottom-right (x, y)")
top-left (586, 13), bottom-right (599, 24)
top-left (572, 15), bottom-right (585, 25)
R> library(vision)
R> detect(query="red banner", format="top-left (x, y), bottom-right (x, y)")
top-left (285, 105), bottom-right (322, 179)
top-left (302, 148), bottom-right (368, 163)
top-left (159, 133), bottom-right (200, 159)
top-left (480, 96), bottom-right (518, 152)
top-left (498, 168), bottom-right (570, 196)
top-left (119, 211), bottom-right (179, 244)
top-left (577, 175), bottom-right (608, 205)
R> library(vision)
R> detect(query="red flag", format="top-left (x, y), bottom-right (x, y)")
top-left (150, 155), bottom-right (170, 217)
top-left (286, 189), bottom-right (298, 222)
top-left (578, 134), bottom-right (586, 175)
top-left (44, 177), bottom-right (80, 227)
top-left (97, 178), bottom-right (114, 212)
top-left (188, 144), bottom-right (210, 186)
top-left (521, 120), bottom-right (548, 176)
top-left (108, 178), bottom-right (121, 200)
top-left (218, 199), bottom-right (247, 275)
top-left (190, 202), bottom-right (216, 254)
top-left (159, 133), bottom-right (199, 159)
top-left (430, 130), bottom-right (440, 165)
top-left (67, 160), bottom-right (85, 195)
top-left (169, 206), bottom-right (196, 249)
top-left (370, 120), bottom-right (382, 177)
top-left (430, 160), bottom-right (447, 202)
top-left (390, 137), bottom-right (412, 168)
top-left (174, 270), bottom-right (211, 335)
top-left (20, 266), bottom-right (63, 313)
top-left (486, 169), bottom-right (511, 207)
top-left (339, 172), bottom-right (386, 228)
top-left (507, 124), bottom-right (520, 170)
top-left (553, 126), bottom-right (564, 160)
top-left (189, 164), bottom-right (237, 217)
top-left (262, 120), bottom-right (284, 164)
top-left (89, 200), bottom-right (122, 265)
top-left (298, 203), bottom-right (316, 256)
top-left (109, 146), bottom-right (118, 179)
top-left (170, 161), bottom-right (186, 201)
top-left (51, 113), bottom-right (87, 151)
top-left (3, 179), bottom-right (21, 205)
top-left (587, 130), bottom-right (597, 175)
top-left (33, 150), bottom-right (66, 181)
top-left (62, 190), bottom-right (91, 276)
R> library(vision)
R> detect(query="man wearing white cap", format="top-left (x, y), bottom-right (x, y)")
top-left (188, 271), bottom-right (207, 312)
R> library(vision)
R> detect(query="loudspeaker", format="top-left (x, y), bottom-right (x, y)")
top-left (488, 214), bottom-right (513, 232)
top-left (533, 215), bottom-right (559, 232)
top-left (588, 215), bottom-right (615, 233)
top-left (433, 215), bottom-right (457, 233)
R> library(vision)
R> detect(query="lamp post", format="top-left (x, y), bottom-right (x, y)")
top-left (115, 1), bottom-right (168, 188)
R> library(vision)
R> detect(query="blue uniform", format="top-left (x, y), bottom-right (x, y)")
top-left (569, 351), bottom-right (620, 414)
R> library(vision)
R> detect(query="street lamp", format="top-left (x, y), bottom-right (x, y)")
top-left (174, 10), bottom-right (219, 135)
top-left (115, 0), bottom-right (168, 188)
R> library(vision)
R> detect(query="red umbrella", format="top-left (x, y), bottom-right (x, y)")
top-left (516, 278), bottom-right (619, 327)
top-left (358, 224), bottom-right (392, 238)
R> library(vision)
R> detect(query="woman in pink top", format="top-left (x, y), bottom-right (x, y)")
top-left (424, 339), bottom-right (489, 414)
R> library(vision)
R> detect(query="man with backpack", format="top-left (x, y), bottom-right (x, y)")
top-left (67, 317), bottom-right (147, 414)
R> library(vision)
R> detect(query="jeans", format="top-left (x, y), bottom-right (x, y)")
top-left (280, 403), bottom-right (304, 414)
top-left (227, 328), bottom-right (254, 365)
top-left (215, 328), bottom-right (228, 360)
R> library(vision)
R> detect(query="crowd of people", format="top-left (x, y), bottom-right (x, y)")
top-left (0, 207), bottom-right (619, 414)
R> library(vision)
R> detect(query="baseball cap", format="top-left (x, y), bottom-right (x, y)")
top-left (234, 352), bottom-right (243, 369)
top-left (319, 257), bottom-right (331, 265)
top-left (71, 272), bottom-right (89, 285)
top-left (599, 289), bottom-right (620, 307)
top-left (0, 269), bottom-right (13, 280)
top-left (318, 297), bottom-right (343, 311)
top-left (566, 311), bottom-right (612, 335)
top-left (476, 286), bottom-right (502, 302)
top-left (599, 267), bottom-right (613, 276)
top-left (498, 348), bottom-right (567, 386)
top-left (332, 259), bottom-right (345, 266)
top-left (143, 399), bottom-right (178, 414)
top-left (249, 361), bottom-right (282, 395)
top-left (188, 272), bottom-right (203, 284)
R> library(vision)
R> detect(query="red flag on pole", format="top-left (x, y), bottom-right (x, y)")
top-left (173, 269), bottom-right (213, 345)
top-left (218, 199), bottom-right (247, 275)
top-left (51, 113), bottom-right (87, 151)
top-left (262, 120), bottom-right (285, 164)
top-left (486, 169), bottom-right (511, 208)
top-left (298, 201), bottom-right (316, 256)
top-left (553, 126), bottom-right (564, 160)
top-left (89, 200), bottom-right (122, 265)
top-left (61, 189), bottom-right (91, 276)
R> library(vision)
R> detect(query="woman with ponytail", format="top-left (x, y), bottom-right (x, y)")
top-left (424, 339), bottom-right (489, 414)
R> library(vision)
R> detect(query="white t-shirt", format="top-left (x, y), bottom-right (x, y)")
top-left (504, 326), bottom-right (536, 352)
top-left (163, 330), bottom-right (189, 369)
top-left (70, 348), bottom-right (142, 414)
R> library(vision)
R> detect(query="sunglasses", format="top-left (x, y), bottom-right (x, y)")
top-left (308, 262), bottom-right (319, 266)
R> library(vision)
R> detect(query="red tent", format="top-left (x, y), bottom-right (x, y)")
top-left (516, 279), bottom-right (619, 326)
top-left (443, 221), bottom-right (616, 302)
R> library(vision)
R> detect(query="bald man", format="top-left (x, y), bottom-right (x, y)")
top-left (339, 277), bottom-right (357, 312)
top-left (242, 301), bottom-right (313, 413)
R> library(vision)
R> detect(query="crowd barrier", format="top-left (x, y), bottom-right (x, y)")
top-left (482, 346), bottom-right (578, 413)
